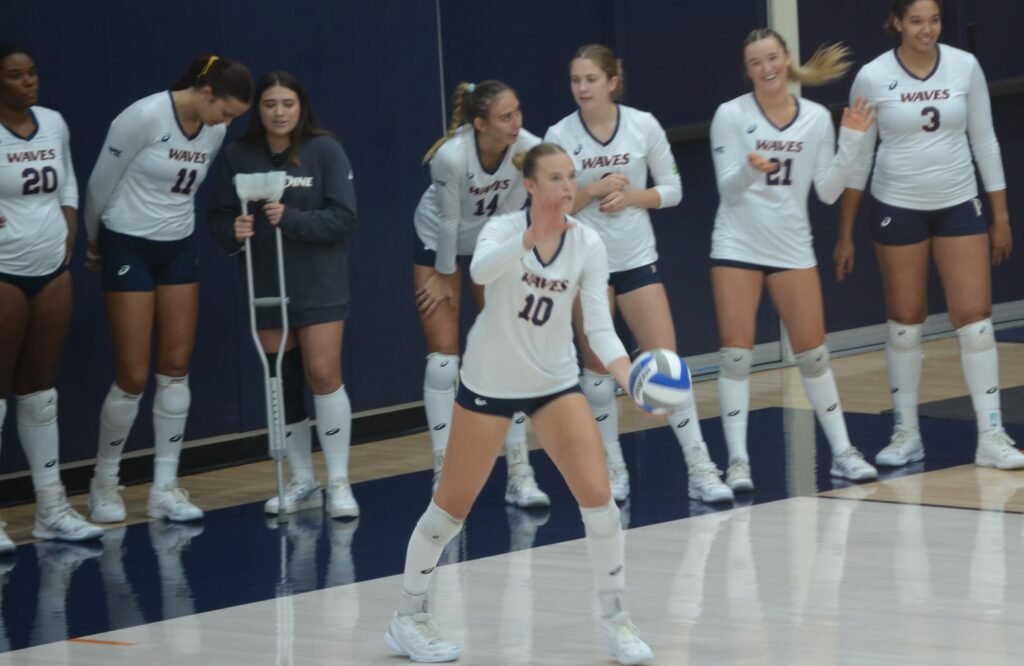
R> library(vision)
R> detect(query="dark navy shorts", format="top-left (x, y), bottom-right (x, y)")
top-left (413, 231), bottom-right (471, 269)
top-left (710, 258), bottom-right (791, 275)
top-left (609, 262), bottom-right (662, 294)
top-left (0, 264), bottom-right (67, 299)
top-left (456, 382), bottom-right (583, 418)
top-left (871, 197), bottom-right (987, 245)
top-left (99, 226), bottom-right (199, 292)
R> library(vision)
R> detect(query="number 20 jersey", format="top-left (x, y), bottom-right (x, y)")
top-left (847, 44), bottom-right (1005, 210)
top-left (85, 91), bottom-right (226, 242)
top-left (0, 107), bottom-right (78, 275)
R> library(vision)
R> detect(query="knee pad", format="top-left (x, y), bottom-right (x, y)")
top-left (795, 344), bottom-right (830, 379)
top-left (416, 500), bottom-right (463, 544)
top-left (424, 353), bottom-right (459, 392)
top-left (887, 320), bottom-right (922, 352)
top-left (957, 318), bottom-right (995, 354)
top-left (272, 348), bottom-right (308, 423)
top-left (719, 347), bottom-right (753, 380)
top-left (581, 369), bottom-right (616, 407)
top-left (154, 374), bottom-right (190, 418)
top-left (101, 383), bottom-right (143, 429)
top-left (16, 388), bottom-right (58, 426)
top-left (580, 499), bottom-right (621, 538)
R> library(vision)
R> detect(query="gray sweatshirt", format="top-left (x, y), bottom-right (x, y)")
top-left (209, 134), bottom-right (357, 320)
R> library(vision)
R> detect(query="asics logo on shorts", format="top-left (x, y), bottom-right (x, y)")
top-left (880, 217), bottom-right (892, 228)
top-left (474, 397), bottom-right (487, 406)
top-left (118, 265), bottom-right (131, 276)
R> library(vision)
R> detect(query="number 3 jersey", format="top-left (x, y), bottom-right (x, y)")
top-left (710, 93), bottom-right (866, 269)
top-left (848, 44), bottom-right (1005, 210)
top-left (413, 124), bottom-right (540, 275)
top-left (461, 210), bottom-right (627, 399)
top-left (0, 107), bottom-right (78, 276)
top-left (84, 91), bottom-right (227, 242)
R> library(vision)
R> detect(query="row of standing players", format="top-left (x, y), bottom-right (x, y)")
top-left (0, 1), bottom-right (1021, 663)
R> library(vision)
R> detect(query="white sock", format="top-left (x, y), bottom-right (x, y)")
top-left (314, 386), bottom-right (352, 482)
top-left (669, 393), bottom-right (708, 462)
top-left (424, 353), bottom-right (459, 460)
top-left (402, 501), bottom-right (463, 597)
top-left (96, 383), bottom-right (142, 480)
top-left (580, 500), bottom-right (626, 617)
top-left (800, 369), bottom-right (852, 456)
top-left (153, 374), bottom-right (190, 487)
top-left (504, 413), bottom-right (529, 473)
top-left (286, 418), bottom-right (315, 483)
top-left (16, 390), bottom-right (61, 490)
top-left (957, 319), bottom-right (1002, 433)
top-left (885, 321), bottom-right (922, 432)
top-left (718, 375), bottom-right (750, 462)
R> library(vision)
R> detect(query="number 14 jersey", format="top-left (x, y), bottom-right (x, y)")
top-left (84, 91), bottom-right (226, 242)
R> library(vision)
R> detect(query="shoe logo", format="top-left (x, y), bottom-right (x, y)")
top-left (45, 458), bottom-right (57, 468)
top-left (474, 397), bottom-right (487, 406)
top-left (608, 564), bottom-right (623, 576)
top-left (110, 438), bottom-right (124, 446)
top-left (170, 434), bottom-right (183, 442)
top-left (574, 144), bottom-right (583, 155)
top-left (889, 80), bottom-right (898, 90)
top-left (433, 424), bottom-right (447, 431)
top-left (986, 387), bottom-right (998, 394)
top-left (420, 567), bottom-right (435, 574)
top-left (676, 419), bottom-right (690, 428)
top-left (440, 360), bottom-right (450, 367)
top-left (596, 414), bottom-right (609, 422)
top-left (326, 428), bottom-right (341, 436)
top-left (827, 403), bottom-right (838, 412)
top-left (880, 217), bottom-right (892, 227)
top-left (727, 409), bottom-right (740, 417)
top-left (117, 265), bottom-right (131, 276)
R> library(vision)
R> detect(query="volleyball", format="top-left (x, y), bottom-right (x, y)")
top-left (628, 349), bottom-right (692, 413)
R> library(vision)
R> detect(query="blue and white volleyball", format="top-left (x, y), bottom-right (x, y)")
top-left (629, 349), bottom-right (692, 413)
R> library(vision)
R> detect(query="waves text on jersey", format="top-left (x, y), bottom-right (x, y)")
top-left (6, 149), bottom-right (55, 163)
top-left (581, 154), bottom-right (630, 170)
top-left (469, 179), bottom-right (510, 197)
top-left (754, 140), bottom-right (804, 153)
top-left (521, 271), bottom-right (570, 293)
top-left (900, 89), bottom-right (950, 103)
top-left (168, 148), bottom-right (209, 164)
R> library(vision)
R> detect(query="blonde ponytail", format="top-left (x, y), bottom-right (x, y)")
top-left (788, 42), bottom-right (853, 87)
top-left (422, 82), bottom-right (471, 164)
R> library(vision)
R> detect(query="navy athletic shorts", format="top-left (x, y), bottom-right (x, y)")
top-left (99, 226), bottom-right (199, 291)
top-left (871, 197), bottom-right (987, 245)
top-left (710, 258), bottom-right (792, 275)
top-left (456, 382), bottom-right (583, 418)
top-left (609, 262), bottom-right (663, 294)
top-left (413, 231), bottom-right (471, 269)
top-left (0, 264), bottom-right (67, 299)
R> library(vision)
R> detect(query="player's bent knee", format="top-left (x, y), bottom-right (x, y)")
top-left (719, 347), bottom-right (753, 380)
top-left (424, 353), bottom-right (459, 392)
top-left (416, 500), bottom-right (464, 545)
top-left (580, 499), bottom-right (620, 538)
top-left (16, 388), bottom-right (58, 426)
top-left (795, 344), bottom-right (830, 379)
top-left (154, 374), bottom-right (190, 418)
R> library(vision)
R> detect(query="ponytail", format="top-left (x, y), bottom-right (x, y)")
top-left (173, 55), bottom-right (254, 103)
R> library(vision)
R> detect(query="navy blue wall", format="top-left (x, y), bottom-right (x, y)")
top-left (4, 0), bottom-right (1021, 474)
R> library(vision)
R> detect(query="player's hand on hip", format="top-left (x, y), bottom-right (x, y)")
top-left (841, 97), bottom-right (877, 132)
top-left (263, 202), bottom-right (286, 227)
top-left (234, 214), bottom-right (255, 241)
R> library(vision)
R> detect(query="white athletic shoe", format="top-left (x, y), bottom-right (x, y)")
top-left (386, 593), bottom-right (461, 663)
top-left (607, 462), bottom-right (631, 502)
top-left (601, 611), bottom-right (655, 665)
top-left (830, 447), bottom-right (878, 482)
top-left (504, 465), bottom-right (551, 508)
top-left (875, 428), bottom-right (925, 467)
top-left (148, 483), bottom-right (204, 522)
top-left (33, 484), bottom-right (103, 542)
top-left (263, 478), bottom-right (323, 515)
top-left (975, 429), bottom-right (1024, 470)
top-left (0, 520), bottom-right (14, 555)
top-left (725, 458), bottom-right (754, 492)
top-left (327, 478), bottom-right (360, 519)
top-left (88, 476), bottom-right (127, 523)
top-left (687, 461), bottom-right (734, 503)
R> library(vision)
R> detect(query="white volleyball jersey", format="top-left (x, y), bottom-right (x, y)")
top-left (84, 91), bottom-right (227, 241)
top-left (461, 210), bottom-right (627, 399)
top-left (710, 94), bottom-right (866, 269)
top-left (0, 107), bottom-right (78, 276)
top-left (848, 44), bottom-right (1005, 210)
top-left (414, 124), bottom-right (540, 274)
top-left (544, 105), bottom-right (681, 272)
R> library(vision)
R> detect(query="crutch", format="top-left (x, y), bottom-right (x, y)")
top-left (234, 171), bottom-right (291, 524)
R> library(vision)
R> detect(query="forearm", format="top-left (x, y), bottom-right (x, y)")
top-left (625, 188), bottom-right (662, 210)
top-left (988, 189), bottom-right (1009, 225)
